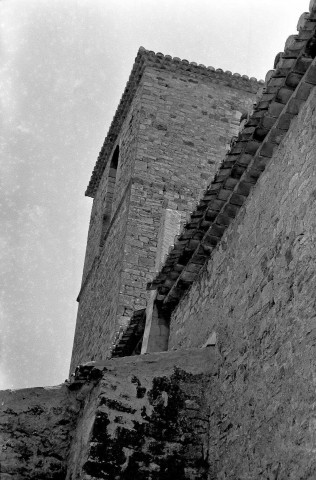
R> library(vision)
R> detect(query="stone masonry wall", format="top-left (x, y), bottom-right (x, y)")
top-left (66, 348), bottom-right (218, 480)
top-left (169, 87), bottom-right (316, 477)
top-left (71, 87), bottom-right (142, 371)
top-left (81, 92), bottom-right (141, 284)
top-left (141, 209), bottom-right (182, 353)
top-left (70, 189), bottom-right (130, 371)
top-left (0, 385), bottom-right (80, 480)
top-left (0, 348), bottom-right (219, 480)
top-left (117, 65), bottom-right (258, 332)
top-left (72, 63), bottom-right (259, 369)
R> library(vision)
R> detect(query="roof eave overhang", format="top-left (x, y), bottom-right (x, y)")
top-left (148, 7), bottom-right (316, 315)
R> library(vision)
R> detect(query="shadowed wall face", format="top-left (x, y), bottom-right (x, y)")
top-left (169, 87), bottom-right (316, 477)
top-left (70, 60), bottom-right (259, 371)
top-left (0, 386), bottom-right (81, 479)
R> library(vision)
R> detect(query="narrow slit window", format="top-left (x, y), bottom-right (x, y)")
top-left (100, 145), bottom-right (119, 247)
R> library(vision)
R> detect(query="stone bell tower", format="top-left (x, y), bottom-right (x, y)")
top-left (70, 47), bottom-right (262, 372)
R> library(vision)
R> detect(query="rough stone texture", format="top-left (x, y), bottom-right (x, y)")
top-left (80, 97), bottom-right (139, 286)
top-left (3, 82), bottom-right (316, 480)
top-left (0, 348), bottom-right (219, 480)
top-left (86, 48), bottom-right (262, 198)
top-left (71, 59), bottom-right (258, 370)
top-left (67, 348), bottom-right (217, 480)
top-left (156, 208), bottom-right (182, 272)
top-left (0, 385), bottom-right (80, 480)
top-left (71, 189), bottom-right (130, 371)
top-left (141, 208), bottom-right (181, 353)
top-left (5, 9), bottom-right (316, 479)
top-left (169, 87), bottom-right (316, 476)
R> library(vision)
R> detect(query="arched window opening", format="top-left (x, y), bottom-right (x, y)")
top-left (100, 145), bottom-right (119, 248)
top-left (110, 145), bottom-right (119, 170)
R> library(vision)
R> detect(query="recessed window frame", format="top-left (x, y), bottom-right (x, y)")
top-left (100, 144), bottom-right (120, 248)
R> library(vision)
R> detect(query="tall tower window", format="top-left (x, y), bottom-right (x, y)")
top-left (100, 145), bottom-right (119, 248)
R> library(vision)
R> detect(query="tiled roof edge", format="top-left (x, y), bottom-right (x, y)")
top-left (85, 47), bottom-right (264, 198)
top-left (148, 5), bottom-right (316, 313)
top-left (137, 47), bottom-right (264, 85)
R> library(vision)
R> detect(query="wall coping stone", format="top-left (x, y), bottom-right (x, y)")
top-left (69, 345), bottom-right (219, 383)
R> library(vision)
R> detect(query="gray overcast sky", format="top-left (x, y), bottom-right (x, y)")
top-left (0, 0), bottom-right (309, 390)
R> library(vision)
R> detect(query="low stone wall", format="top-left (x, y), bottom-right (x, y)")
top-left (67, 348), bottom-right (218, 480)
top-left (0, 385), bottom-right (80, 480)
top-left (0, 348), bottom-right (219, 480)
top-left (4, 333), bottom-right (316, 478)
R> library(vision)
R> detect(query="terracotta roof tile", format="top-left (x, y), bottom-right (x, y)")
top-left (148, 9), bottom-right (316, 315)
